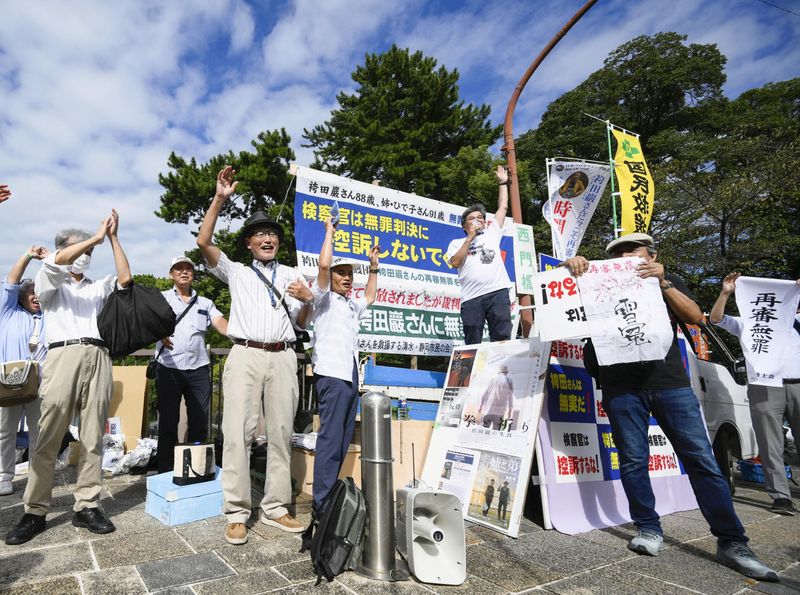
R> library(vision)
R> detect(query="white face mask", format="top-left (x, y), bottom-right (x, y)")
top-left (71, 253), bottom-right (91, 274)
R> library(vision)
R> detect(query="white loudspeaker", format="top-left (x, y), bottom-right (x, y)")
top-left (396, 487), bottom-right (466, 585)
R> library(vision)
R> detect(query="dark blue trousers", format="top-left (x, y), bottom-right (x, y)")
top-left (155, 363), bottom-right (211, 473)
top-left (461, 288), bottom-right (512, 345)
top-left (312, 362), bottom-right (359, 514)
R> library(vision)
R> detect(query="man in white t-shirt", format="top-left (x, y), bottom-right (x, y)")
top-left (445, 166), bottom-right (513, 345)
top-left (710, 272), bottom-right (800, 517)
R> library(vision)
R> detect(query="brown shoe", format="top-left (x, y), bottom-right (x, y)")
top-left (224, 522), bottom-right (248, 545)
top-left (261, 513), bottom-right (304, 533)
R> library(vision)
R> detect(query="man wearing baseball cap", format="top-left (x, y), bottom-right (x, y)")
top-left (153, 256), bottom-right (228, 474)
top-left (562, 233), bottom-right (779, 582)
top-left (197, 166), bottom-right (313, 544)
top-left (308, 217), bottom-right (379, 516)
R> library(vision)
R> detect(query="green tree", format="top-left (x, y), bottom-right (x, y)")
top-left (303, 45), bottom-right (501, 197)
top-left (650, 78), bottom-right (800, 306)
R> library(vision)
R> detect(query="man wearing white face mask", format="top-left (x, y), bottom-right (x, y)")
top-left (6, 211), bottom-right (132, 545)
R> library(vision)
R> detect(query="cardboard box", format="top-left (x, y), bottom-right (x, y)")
top-left (145, 467), bottom-right (224, 526)
top-left (110, 366), bottom-right (148, 452)
top-left (290, 444), bottom-right (361, 496)
top-left (290, 418), bottom-right (434, 494)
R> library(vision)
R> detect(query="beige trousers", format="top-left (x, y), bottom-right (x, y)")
top-left (24, 345), bottom-right (113, 515)
top-left (221, 345), bottom-right (298, 524)
top-left (0, 397), bottom-right (41, 483)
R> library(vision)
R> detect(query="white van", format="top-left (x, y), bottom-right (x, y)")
top-left (683, 322), bottom-right (756, 494)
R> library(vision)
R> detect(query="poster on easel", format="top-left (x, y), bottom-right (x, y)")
top-left (421, 338), bottom-right (550, 537)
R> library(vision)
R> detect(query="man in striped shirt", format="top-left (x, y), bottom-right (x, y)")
top-left (153, 256), bottom-right (228, 474)
top-left (198, 166), bottom-right (313, 545)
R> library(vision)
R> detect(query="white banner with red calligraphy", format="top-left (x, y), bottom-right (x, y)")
top-left (575, 257), bottom-right (673, 366)
top-left (421, 338), bottom-right (549, 537)
top-left (734, 276), bottom-right (800, 387)
top-left (532, 266), bottom-right (589, 341)
top-left (545, 159), bottom-right (611, 260)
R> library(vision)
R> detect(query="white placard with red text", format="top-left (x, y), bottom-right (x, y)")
top-left (532, 267), bottom-right (589, 341)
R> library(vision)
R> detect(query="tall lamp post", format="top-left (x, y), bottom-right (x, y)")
top-left (502, 0), bottom-right (599, 336)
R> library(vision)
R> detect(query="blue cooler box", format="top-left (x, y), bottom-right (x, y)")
top-left (146, 467), bottom-right (224, 526)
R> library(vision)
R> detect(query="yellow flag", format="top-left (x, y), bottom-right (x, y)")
top-left (611, 128), bottom-right (654, 235)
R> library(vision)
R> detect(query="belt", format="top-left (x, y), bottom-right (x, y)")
top-left (784, 378), bottom-right (800, 385)
top-left (48, 337), bottom-right (107, 349)
top-left (232, 338), bottom-right (291, 352)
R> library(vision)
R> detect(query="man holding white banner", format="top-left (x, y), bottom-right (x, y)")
top-left (563, 233), bottom-right (778, 582)
top-left (711, 273), bottom-right (800, 516)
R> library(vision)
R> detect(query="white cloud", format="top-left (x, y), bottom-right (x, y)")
top-left (0, 0), bottom-right (796, 281)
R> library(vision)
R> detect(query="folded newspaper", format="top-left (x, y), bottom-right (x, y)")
top-left (291, 432), bottom-right (317, 451)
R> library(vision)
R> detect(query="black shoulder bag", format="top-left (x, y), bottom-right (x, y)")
top-left (249, 264), bottom-right (310, 353)
top-left (146, 294), bottom-right (199, 379)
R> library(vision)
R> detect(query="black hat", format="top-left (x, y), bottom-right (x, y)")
top-left (240, 211), bottom-right (284, 243)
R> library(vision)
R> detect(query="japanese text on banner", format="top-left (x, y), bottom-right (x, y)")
top-left (610, 128), bottom-right (654, 235)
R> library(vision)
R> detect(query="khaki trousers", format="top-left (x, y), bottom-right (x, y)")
top-left (24, 345), bottom-right (113, 515)
top-left (0, 397), bottom-right (41, 483)
top-left (221, 345), bottom-right (298, 524)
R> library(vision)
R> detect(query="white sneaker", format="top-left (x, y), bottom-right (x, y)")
top-left (0, 480), bottom-right (13, 496)
top-left (627, 530), bottom-right (663, 556)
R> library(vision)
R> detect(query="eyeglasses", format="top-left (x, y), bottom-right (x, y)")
top-left (250, 230), bottom-right (279, 240)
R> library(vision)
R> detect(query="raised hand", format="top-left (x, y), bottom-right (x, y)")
top-left (369, 244), bottom-right (380, 267)
top-left (28, 245), bottom-right (49, 260)
top-left (94, 216), bottom-right (112, 243)
top-left (106, 209), bottom-right (120, 237)
top-left (495, 164), bottom-right (509, 185)
top-left (215, 166), bottom-right (238, 202)
top-left (722, 272), bottom-right (740, 295)
top-left (0, 185), bottom-right (10, 204)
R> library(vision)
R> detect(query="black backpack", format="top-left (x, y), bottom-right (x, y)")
top-left (299, 477), bottom-right (367, 584)
top-left (97, 283), bottom-right (176, 357)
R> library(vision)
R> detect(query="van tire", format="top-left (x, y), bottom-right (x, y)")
top-left (713, 431), bottom-right (738, 496)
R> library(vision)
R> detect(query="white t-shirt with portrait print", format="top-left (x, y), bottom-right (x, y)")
top-left (445, 222), bottom-right (512, 303)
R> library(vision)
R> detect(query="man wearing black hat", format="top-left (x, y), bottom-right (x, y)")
top-left (198, 166), bottom-right (313, 545)
top-left (563, 233), bottom-right (779, 583)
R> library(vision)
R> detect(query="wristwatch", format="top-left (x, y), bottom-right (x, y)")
top-left (661, 280), bottom-right (675, 291)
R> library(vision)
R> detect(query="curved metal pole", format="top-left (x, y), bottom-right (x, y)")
top-left (502, 0), bottom-right (599, 336)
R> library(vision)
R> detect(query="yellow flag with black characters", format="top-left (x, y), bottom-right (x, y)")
top-left (610, 128), bottom-right (654, 234)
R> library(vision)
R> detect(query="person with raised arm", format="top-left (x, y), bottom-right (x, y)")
top-left (197, 166), bottom-right (313, 544)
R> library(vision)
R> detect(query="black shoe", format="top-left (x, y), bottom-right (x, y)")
top-left (73, 508), bottom-right (115, 534)
top-left (770, 498), bottom-right (796, 516)
top-left (5, 513), bottom-right (46, 545)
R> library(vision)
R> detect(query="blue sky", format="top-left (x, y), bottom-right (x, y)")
top-left (1, 0), bottom-right (798, 278)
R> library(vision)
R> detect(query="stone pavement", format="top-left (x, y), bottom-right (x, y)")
top-left (0, 467), bottom-right (798, 595)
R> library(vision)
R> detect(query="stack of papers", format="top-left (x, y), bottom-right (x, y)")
top-left (291, 432), bottom-right (317, 451)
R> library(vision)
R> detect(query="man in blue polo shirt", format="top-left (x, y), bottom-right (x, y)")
top-left (0, 245), bottom-right (48, 496)
top-left (154, 256), bottom-right (228, 474)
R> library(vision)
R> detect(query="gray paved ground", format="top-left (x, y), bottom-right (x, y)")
top-left (0, 466), bottom-right (798, 594)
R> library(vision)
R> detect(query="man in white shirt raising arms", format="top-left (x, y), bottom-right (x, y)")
top-left (6, 210), bottom-right (132, 545)
top-left (309, 217), bottom-right (378, 515)
top-left (445, 166), bottom-right (513, 345)
top-left (197, 166), bottom-right (313, 544)
top-left (710, 272), bottom-right (800, 516)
